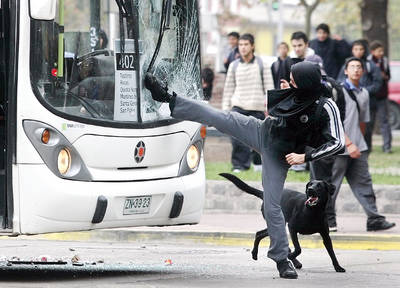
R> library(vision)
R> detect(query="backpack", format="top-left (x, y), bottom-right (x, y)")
top-left (313, 76), bottom-right (346, 132)
top-left (322, 76), bottom-right (346, 122)
top-left (231, 56), bottom-right (265, 93)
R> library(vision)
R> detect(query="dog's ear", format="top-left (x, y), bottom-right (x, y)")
top-left (305, 181), bottom-right (311, 190)
top-left (327, 183), bottom-right (336, 196)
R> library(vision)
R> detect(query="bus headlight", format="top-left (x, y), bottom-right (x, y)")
top-left (186, 145), bottom-right (200, 170)
top-left (57, 148), bottom-right (71, 175)
top-left (178, 126), bottom-right (204, 177)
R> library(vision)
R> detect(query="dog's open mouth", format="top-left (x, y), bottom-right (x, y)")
top-left (305, 196), bottom-right (319, 206)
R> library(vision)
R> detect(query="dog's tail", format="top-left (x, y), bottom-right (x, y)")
top-left (219, 173), bottom-right (263, 199)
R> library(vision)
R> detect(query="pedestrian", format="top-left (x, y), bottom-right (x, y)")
top-left (327, 57), bottom-right (395, 232)
top-left (223, 32), bottom-right (240, 72)
top-left (201, 67), bottom-right (215, 100)
top-left (99, 29), bottom-right (108, 49)
top-left (367, 40), bottom-right (392, 153)
top-left (286, 31), bottom-right (325, 172)
top-left (337, 40), bottom-right (383, 153)
top-left (271, 42), bottom-right (290, 89)
top-left (222, 33), bottom-right (273, 172)
top-left (144, 60), bottom-right (345, 279)
top-left (289, 31), bottom-right (322, 65)
top-left (309, 23), bottom-right (351, 79)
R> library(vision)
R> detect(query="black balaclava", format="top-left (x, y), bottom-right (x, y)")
top-left (268, 61), bottom-right (323, 117)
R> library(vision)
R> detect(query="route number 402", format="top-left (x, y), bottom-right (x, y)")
top-left (116, 53), bottom-right (136, 71)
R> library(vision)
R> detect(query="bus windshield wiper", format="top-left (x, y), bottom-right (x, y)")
top-left (147, 0), bottom-right (173, 73)
top-left (65, 90), bottom-right (102, 118)
top-left (115, 0), bottom-right (129, 54)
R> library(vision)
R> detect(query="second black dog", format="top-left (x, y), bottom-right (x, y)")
top-left (219, 173), bottom-right (345, 273)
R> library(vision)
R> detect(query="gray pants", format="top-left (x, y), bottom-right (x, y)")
top-left (262, 150), bottom-right (290, 262)
top-left (365, 98), bottom-right (392, 152)
top-left (171, 96), bottom-right (289, 262)
top-left (327, 151), bottom-right (384, 226)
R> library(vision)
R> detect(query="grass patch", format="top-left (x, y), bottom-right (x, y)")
top-left (205, 145), bottom-right (400, 185)
top-left (368, 145), bottom-right (400, 168)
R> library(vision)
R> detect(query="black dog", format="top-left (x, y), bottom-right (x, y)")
top-left (220, 173), bottom-right (345, 273)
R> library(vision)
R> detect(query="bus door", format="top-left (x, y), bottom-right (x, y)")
top-left (0, 1), bottom-right (5, 230)
top-left (0, 0), bottom-right (17, 232)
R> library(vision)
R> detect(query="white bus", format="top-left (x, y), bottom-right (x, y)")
top-left (0, 0), bottom-right (206, 235)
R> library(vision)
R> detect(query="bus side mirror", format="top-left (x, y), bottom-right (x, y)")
top-left (29, 0), bottom-right (57, 20)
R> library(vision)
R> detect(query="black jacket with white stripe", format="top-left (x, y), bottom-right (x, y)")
top-left (170, 95), bottom-right (345, 163)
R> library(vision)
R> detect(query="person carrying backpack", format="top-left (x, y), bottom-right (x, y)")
top-left (221, 33), bottom-right (274, 172)
top-left (337, 40), bottom-right (383, 152)
top-left (323, 57), bottom-right (395, 232)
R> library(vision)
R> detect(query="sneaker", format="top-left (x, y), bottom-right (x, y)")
top-left (367, 220), bottom-right (396, 232)
top-left (276, 260), bottom-right (298, 279)
top-left (253, 164), bottom-right (262, 172)
top-left (383, 148), bottom-right (393, 154)
top-left (329, 226), bottom-right (337, 232)
top-left (232, 169), bottom-right (242, 173)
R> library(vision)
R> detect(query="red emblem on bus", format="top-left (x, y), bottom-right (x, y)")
top-left (134, 141), bottom-right (146, 163)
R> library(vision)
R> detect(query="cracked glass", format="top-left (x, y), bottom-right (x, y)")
top-left (30, 0), bottom-right (202, 125)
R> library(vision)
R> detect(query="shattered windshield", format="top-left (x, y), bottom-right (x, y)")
top-left (30, 0), bottom-right (202, 125)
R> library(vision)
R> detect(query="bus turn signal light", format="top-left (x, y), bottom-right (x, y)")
top-left (57, 148), bottom-right (71, 175)
top-left (200, 126), bottom-right (207, 139)
top-left (41, 129), bottom-right (50, 144)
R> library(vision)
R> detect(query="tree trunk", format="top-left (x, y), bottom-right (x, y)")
top-left (360, 0), bottom-right (389, 56)
top-left (299, 0), bottom-right (321, 39)
top-left (305, 8), bottom-right (312, 37)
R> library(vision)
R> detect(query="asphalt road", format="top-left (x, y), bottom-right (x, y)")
top-left (0, 238), bottom-right (398, 287)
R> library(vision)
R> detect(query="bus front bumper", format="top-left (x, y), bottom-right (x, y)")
top-left (14, 161), bottom-right (206, 235)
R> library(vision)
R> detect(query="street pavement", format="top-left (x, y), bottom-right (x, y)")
top-left (0, 238), bottom-right (399, 287)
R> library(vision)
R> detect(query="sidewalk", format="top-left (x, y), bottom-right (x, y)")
top-left (35, 212), bottom-right (400, 251)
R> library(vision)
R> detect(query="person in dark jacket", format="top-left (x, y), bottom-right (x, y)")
top-left (367, 40), bottom-right (392, 153)
top-left (309, 23), bottom-right (351, 79)
top-left (271, 42), bottom-right (290, 89)
top-left (201, 67), bottom-right (215, 100)
top-left (144, 61), bottom-right (345, 279)
top-left (223, 32), bottom-right (240, 71)
top-left (337, 39), bottom-right (383, 152)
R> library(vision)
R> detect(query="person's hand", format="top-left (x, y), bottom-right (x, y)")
top-left (285, 153), bottom-right (305, 165)
top-left (144, 73), bottom-right (172, 103)
top-left (347, 143), bottom-right (361, 158)
top-left (280, 79), bottom-right (290, 89)
top-left (381, 71), bottom-right (389, 81)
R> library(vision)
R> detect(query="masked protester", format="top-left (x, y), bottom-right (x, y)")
top-left (144, 61), bottom-right (345, 280)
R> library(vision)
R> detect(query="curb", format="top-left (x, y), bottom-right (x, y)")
top-left (18, 230), bottom-right (400, 251)
top-left (205, 180), bottom-right (400, 215)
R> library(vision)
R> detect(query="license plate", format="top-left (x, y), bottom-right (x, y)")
top-left (123, 196), bottom-right (152, 215)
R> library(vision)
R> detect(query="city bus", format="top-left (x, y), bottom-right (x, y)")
top-left (0, 0), bottom-right (206, 235)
